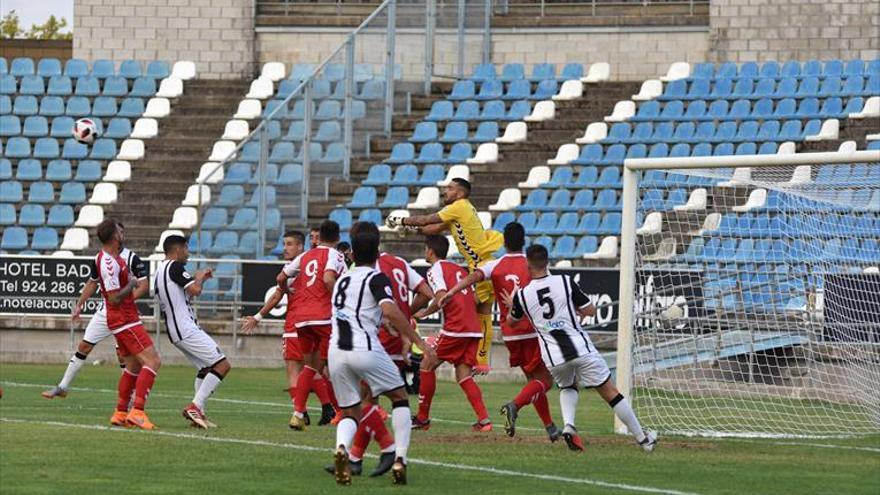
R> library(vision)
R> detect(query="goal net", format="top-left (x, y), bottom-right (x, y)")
top-left (619, 152), bottom-right (880, 438)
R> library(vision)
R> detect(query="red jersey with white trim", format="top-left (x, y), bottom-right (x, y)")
top-left (282, 277), bottom-right (297, 337)
top-left (479, 253), bottom-right (537, 341)
top-left (376, 252), bottom-right (426, 355)
top-left (94, 250), bottom-right (141, 331)
top-left (426, 260), bottom-right (481, 338)
top-left (282, 246), bottom-right (347, 328)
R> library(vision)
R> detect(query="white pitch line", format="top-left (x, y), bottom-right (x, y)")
top-left (0, 417), bottom-right (699, 495)
top-left (735, 440), bottom-right (880, 454)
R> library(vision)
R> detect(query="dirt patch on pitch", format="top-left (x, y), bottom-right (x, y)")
top-left (424, 433), bottom-right (715, 450)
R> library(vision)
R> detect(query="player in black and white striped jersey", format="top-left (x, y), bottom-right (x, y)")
top-left (153, 234), bottom-right (231, 429)
top-left (502, 244), bottom-right (657, 453)
top-left (327, 221), bottom-right (436, 486)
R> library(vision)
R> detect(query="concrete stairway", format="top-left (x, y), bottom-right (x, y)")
top-left (96, 79), bottom-right (251, 254)
top-left (298, 80), bottom-right (642, 262)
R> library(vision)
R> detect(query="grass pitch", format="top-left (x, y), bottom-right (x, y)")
top-left (1, 363), bottom-right (878, 494)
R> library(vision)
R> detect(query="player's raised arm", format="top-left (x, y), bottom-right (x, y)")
top-left (71, 279), bottom-right (98, 324)
top-left (569, 276), bottom-right (596, 318)
top-left (184, 267), bottom-right (213, 297)
top-left (129, 254), bottom-right (151, 300)
top-left (503, 289), bottom-right (524, 325)
top-left (241, 285), bottom-right (285, 334)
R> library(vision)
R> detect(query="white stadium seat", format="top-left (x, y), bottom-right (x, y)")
top-left (524, 101), bottom-right (555, 122)
top-left (547, 143), bottom-right (579, 165)
top-left (117, 139), bottom-right (144, 160)
top-left (407, 187), bottom-right (441, 209)
top-left (631, 80), bottom-right (662, 101)
top-left (234, 99), bottom-right (262, 120)
top-left (222, 120), bottom-right (250, 141)
top-left (838, 140), bottom-right (857, 153)
top-left (605, 100), bottom-right (636, 122)
top-left (518, 166), bottom-right (550, 188)
top-left (437, 165), bottom-right (470, 186)
top-left (197, 162), bottom-right (224, 184)
top-left (554, 259), bottom-right (573, 268)
top-left (60, 228), bottom-right (89, 250)
top-left (171, 61), bottom-right (197, 80)
top-left (552, 80), bottom-right (583, 101)
top-left (576, 122), bottom-right (607, 144)
top-left (786, 166), bottom-right (812, 185)
top-left (637, 212), bottom-right (663, 235)
top-left (496, 121), bottom-right (527, 143)
top-left (156, 77), bottom-right (184, 98)
top-left (74, 205), bottom-right (104, 227)
top-left (143, 98), bottom-right (171, 118)
top-left (718, 167), bottom-right (752, 188)
top-left (182, 184), bottom-right (211, 206)
top-left (805, 119), bottom-right (839, 141)
top-left (209, 141), bottom-right (236, 162)
top-left (674, 188), bottom-right (708, 211)
top-left (583, 236), bottom-right (618, 260)
top-left (169, 207), bottom-right (198, 229)
top-left (261, 62), bottom-right (286, 82)
top-left (660, 62), bottom-right (690, 82)
top-left (467, 143), bottom-right (498, 164)
top-left (246, 77), bottom-right (275, 100)
top-left (849, 96), bottom-right (879, 119)
top-left (89, 182), bottom-right (118, 205)
top-left (130, 118), bottom-right (158, 139)
top-left (103, 161), bottom-right (131, 182)
top-left (477, 211), bottom-right (492, 230)
top-left (696, 213), bottom-right (722, 235)
top-left (777, 141), bottom-right (796, 154)
top-left (489, 188), bottom-right (521, 211)
top-left (155, 230), bottom-right (185, 252)
top-left (732, 188), bottom-right (767, 212)
top-left (51, 250), bottom-right (75, 257)
top-left (446, 235), bottom-right (461, 257)
top-left (581, 62), bottom-right (610, 83)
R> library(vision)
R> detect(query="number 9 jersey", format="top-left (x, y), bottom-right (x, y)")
top-left (282, 245), bottom-right (347, 328)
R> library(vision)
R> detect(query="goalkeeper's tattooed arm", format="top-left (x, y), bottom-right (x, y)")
top-left (402, 212), bottom-right (444, 227)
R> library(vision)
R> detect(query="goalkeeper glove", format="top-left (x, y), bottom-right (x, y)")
top-left (385, 215), bottom-right (404, 229)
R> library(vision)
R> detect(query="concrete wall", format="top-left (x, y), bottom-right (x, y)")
top-left (0, 40), bottom-right (72, 61)
top-left (73, 0), bottom-right (255, 79)
top-left (709, 0), bottom-right (880, 62)
top-left (257, 27), bottom-right (710, 82)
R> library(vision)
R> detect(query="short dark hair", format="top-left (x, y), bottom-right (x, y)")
top-left (318, 220), bottom-right (340, 243)
top-left (163, 234), bottom-right (188, 254)
top-left (284, 230), bottom-right (305, 244)
top-left (526, 244), bottom-right (549, 270)
top-left (351, 221), bottom-right (380, 265)
top-left (336, 241), bottom-right (351, 252)
top-left (310, 226), bottom-right (320, 233)
top-left (96, 219), bottom-right (119, 244)
top-left (503, 222), bottom-right (526, 252)
top-left (451, 177), bottom-right (471, 196)
top-left (425, 235), bottom-right (449, 260)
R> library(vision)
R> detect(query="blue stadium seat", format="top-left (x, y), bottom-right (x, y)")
top-left (472, 63), bottom-right (497, 82)
top-left (686, 79), bottom-right (712, 100)
top-left (16, 159), bottom-right (42, 181)
top-left (413, 142), bottom-right (443, 164)
top-left (19, 75), bottom-right (45, 95)
top-left (45, 160), bottom-right (72, 181)
top-left (1, 180), bottom-right (23, 202)
top-left (631, 100), bottom-right (659, 122)
top-left (201, 208), bottom-right (228, 230)
top-left (517, 212), bottom-right (537, 231)
top-left (207, 231), bottom-right (238, 255)
top-left (541, 190), bottom-right (571, 212)
top-left (571, 144), bottom-right (602, 166)
top-left (506, 100), bottom-right (531, 121)
top-left (776, 120), bottom-right (802, 141)
top-left (91, 60), bottom-right (116, 79)
top-left (532, 212), bottom-right (559, 235)
top-left (419, 165), bottom-right (445, 185)
top-left (64, 96), bottom-right (90, 116)
top-left (319, 143), bottom-right (344, 166)
top-left (772, 77), bottom-right (797, 98)
top-left (575, 236), bottom-right (598, 257)
top-left (245, 186), bottom-right (276, 207)
top-left (103, 76), bottom-right (128, 97)
top-left (426, 101), bottom-right (453, 121)
top-left (74, 75), bottom-right (101, 97)
top-left (92, 96), bottom-right (118, 117)
top-left (0, 203), bottom-right (15, 225)
top-left (224, 163), bottom-right (251, 184)
top-left (314, 120), bottom-right (342, 142)
top-left (22, 115), bottom-right (48, 137)
top-left (440, 122), bottom-right (468, 143)
top-left (0, 115), bottom-right (21, 136)
top-left (504, 79), bottom-right (532, 100)
top-left (347, 186), bottom-right (377, 208)
top-left (818, 76), bottom-right (842, 97)
top-left (780, 60), bottom-right (800, 78)
top-left (823, 59), bottom-right (843, 78)
top-left (597, 213), bottom-right (622, 234)
top-left (444, 142), bottom-right (471, 164)
top-left (574, 167), bottom-right (599, 187)
top-left (380, 187), bottom-right (409, 208)
top-left (1, 226), bottom-right (28, 250)
top-left (731, 77), bottom-right (754, 98)
top-left (530, 63), bottom-right (555, 82)
top-left (11, 57), bottom-right (35, 77)
top-left (5, 137), bottom-right (30, 158)
top-left (64, 59), bottom-right (89, 78)
top-left (450, 100), bottom-right (479, 121)
top-left (358, 208), bottom-right (382, 225)
top-left (623, 123), bottom-right (653, 144)
top-left (0, 57), bottom-right (6, 75)
top-left (62, 139), bottom-right (89, 160)
top-left (491, 212), bottom-right (515, 232)
top-left (759, 61), bottom-right (779, 79)
top-left (409, 122), bottom-right (437, 143)
top-left (329, 208), bottom-right (353, 230)
top-left (517, 189), bottom-right (549, 211)
top-left (560, 63), bottom-right (583, 80)
top-left (735, 142), bottom-right (757, 155)
top-left (269, 142), bottom-right (296, 162)
top-left (448, 80), bottom-right (476, 100)
top-left (28, 181), bottom-right (55, 203)
top-left (363, 164), bottom-right (392, 186)
top-left (118, 97), bottom-right (145, 117)
top-left (117, 60), bottom-right (141, 79)
top-left (476, 80), bottom-right (503, 101)
top-left (533, 236), bottom-right (553, 250)
top-left (569, 189), bottom-right (594, 210)
top-left (389, 164), bottom-right (418, 186)
top-left (551, 236), bottom-right (577, 259)
top-left (501, 63), bottom-right (525, 81)
top-left (842, 75), bottom-right (864, 96)
top-left (597, 145), bottom-right (626, 166)
top-left (104, 118), bottom-right (132, 139)
top-left (147, 61), bottom-right (170, 79)
top-left (758, 142), bottom-right (778, 154)
top-left (228, 208), bottom-right (258, 230)
top-left (88, 139), bottom-right (115, 160)
top-left (358, 80), bottom-right (384, 100)
top-left (751, 78), bottom-right (775, 99)
top-left (14, 95), bottom-right (38, 116)
top-left (551, 212), bottom-right (579, 235)
top-left (216, 185), bottom-right (245, 207)
top-left (648, 143), bottom-right (669, 158)
top-left (545, 167), bottom-right (573, 188)
top-left (592, 189), bottom-right (619, 212)
top-left (59, 182), bottom-right (85, 203)
top-left (470, 122), bottom-right (498, 143)
top-left (18, 204), bottom-right (45, 226)
top-left (0, 74), bottom-right (15, 94)
top-left (795, 77), bottom-right (819, 98)
top-left (533, 79), bottom-right (558, 100)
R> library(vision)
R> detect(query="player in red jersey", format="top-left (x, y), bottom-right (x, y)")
top-left (411, 235), bottom-right (491, 432)
top-left (338, 245), bottom-right (434, 477)
top-left (94, 219), bottom-right (161, 430)
top-left (282, 220), bottom-right (348, 430)
top-left (441, 222), bottom-right (562, 441)
top-left (242, 230), bottom-right (330, 426)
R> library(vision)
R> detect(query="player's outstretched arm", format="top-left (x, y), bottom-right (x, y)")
top-left (409, 280), bottom-right (434, 315)
top-left (71, 280), bottom-right (99, 324)
top-left (414, 290), bottom-right (445, 320)
top-left (106, 277), bottom-right (137, 305)
top-left (439, 271), bottom-right (484, 308)
top-left (241, 286), bottom-right (285, 334)
top-left (401, 212), bottom-right (444, 227)
top-left (500, 289), bottom-right (522, 325)
top-left (381, 301), bottom-right (436, 362)
top-left (185, 268), bottom-right (214, 297)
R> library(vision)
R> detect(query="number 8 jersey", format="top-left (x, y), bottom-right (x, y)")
top-left (331, 267), bottom-right (395, 352)
top-left (510, 274), bottom-right (596, 367)
top-left (282, 245), bottom-right (347, 328)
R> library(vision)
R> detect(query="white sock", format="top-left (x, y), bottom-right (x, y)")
top-left (193, 372), bottom-right (222, 412)
top-left (194, 377), bottom-right (203, 396)
top-left (611, 395), bottom-right (645, 442)
top-left (559, 388), bottom-right (579, 428)
top-left (391, 406), bottom-right (411, 462)
top-left (58, 352), bottom-right (87, 389)
top-left (336, 417), bottom-right (358, 452)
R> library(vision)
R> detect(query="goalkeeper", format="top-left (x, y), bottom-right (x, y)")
top-left (386, 178), bottom-right (502, 374)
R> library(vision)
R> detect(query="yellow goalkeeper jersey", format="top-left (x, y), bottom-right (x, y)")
top-left (437, 198), bottom-right (503, 269)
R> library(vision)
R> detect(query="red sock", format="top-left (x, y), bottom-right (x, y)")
top-left (350, 405), bottom-right (375, 461)
top-left (416, 370), bottom-right (436, 421)
top-left (293, 366), bottom-right (316, 414)
top-left (513, 379), bottom-right (548, 410)
top-left (533, 391), bottom-right (553, 426)
top-left (116, 369), bottom-right (138, 412)
top-left (363, 405), bottom-right (391, 445)
top-left (376, 427), bottom-right (394, 451)
top-left (287, 386), bottom-right (297, 403)
top-left (132, 366), bottom-right (157, 411)
top-left (312, 375), bottom-right (331, 405)
top-left (324, 377), bottom-right (339, 410)
top-left (458, 376), bottom-right (488, 422)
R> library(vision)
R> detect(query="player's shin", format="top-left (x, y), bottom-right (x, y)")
top-left (116, 368), bottom-right (139, 412)
top-left (293, 366), bottom-right (317, 415)
top-left (559, 387), bottom-right (579, 428)
top-left (336, 416), bottom-right (359, 452)
top-left (58, 351), bottom-right (88, 390)
top-left (458, 376), bottom-right (489, 422)
top-left (132, 366), bottom-right (157, 411)
top-left (608, 393), bottom-right (646, 443)
top-left (416, 370), bottom-right (436, 420)
top-left (512, 379), bottom-right (547, 410)
top-left (391, 401), bottom-right (412, 462)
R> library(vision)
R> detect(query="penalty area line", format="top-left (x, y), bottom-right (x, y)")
top-left (0, 417), bottom-right (700, 495)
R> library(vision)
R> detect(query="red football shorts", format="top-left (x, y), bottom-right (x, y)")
top-left (435, 335), bottom-right (479, 367)
top-left (297, 324), bottom-right (331, 360)
top-left (282, 336), bottom-right (303, 361)
top-left (113, 324), bottom-right (153, 357)
top-left (506, 337), bottom-right (545, 374)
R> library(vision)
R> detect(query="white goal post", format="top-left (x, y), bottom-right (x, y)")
top-left (616, 149), bottom-right (880, 438)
